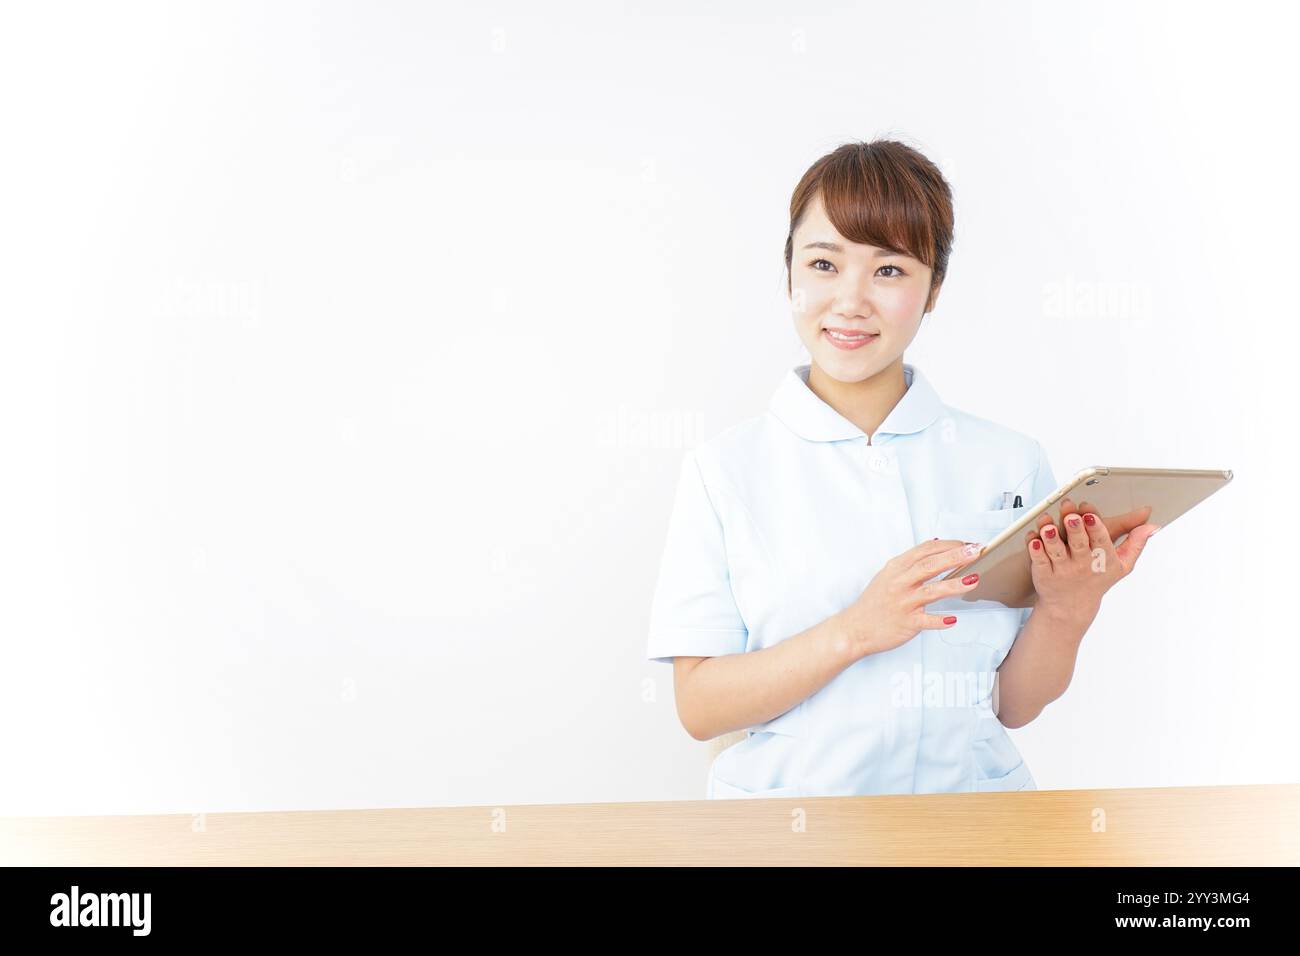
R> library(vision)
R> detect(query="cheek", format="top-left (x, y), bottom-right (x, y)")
top-left (885, 283), bottom-right (929, 314)
top-left (865, 288), bottom-right (926, 331)
top-left (789, 283), bottom-right (827, 322)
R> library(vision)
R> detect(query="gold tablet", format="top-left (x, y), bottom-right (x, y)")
top-left (938, 466), bottom-right (1233, 609)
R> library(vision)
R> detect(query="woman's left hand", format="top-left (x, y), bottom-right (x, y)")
top-left (1026, 496), bottom-right (1160, 621)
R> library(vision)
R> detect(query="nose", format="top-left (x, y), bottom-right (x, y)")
top-left (830, 274), bottom-right (875, 320)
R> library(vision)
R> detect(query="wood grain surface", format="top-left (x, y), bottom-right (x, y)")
top-left (2, 784), bottom-right (1296, 866)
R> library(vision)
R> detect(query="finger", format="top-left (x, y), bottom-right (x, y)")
top-left (1027, 527), bottom-right (1050, 569)
top-left (898, 537), bottom-right (967, 576)
top-left (1076, 500), bottom-right (1151, 543)
top-left (1103, 505), bottom-right (1154, 542)
top-left (1116, 523), bottom-right (1160, 571)
top-left (921, 536), bottom-right (971, 551)
top-left (1061, 511), bottom-right (1090, 558)
top-left (912, 564), bottom-right (983, 612)
top-left (916, 610), bottom-right (961, 631)
top-left (1058, 497), bottom-right (1079, 520)
top-left (909, 537), bottom-right (972, 567)
top-left (1080, 507), bottom-right (1118, 563)
top-left (1032, 511), bottom-right (1058, 568)
top-left (907, 539), bottom-right (982, 585)
top-left (936, 566), bottom-right (983, 602)
top-left (1039, 516), bottom-right (1068, 565)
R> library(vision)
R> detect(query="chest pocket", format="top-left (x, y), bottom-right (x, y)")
top-left (939, 607), bottom-right (1022, 654)
top-left (935, 504), bottom-right (1030, 545)
top-left (932, 506), bottom-right (1029, 652)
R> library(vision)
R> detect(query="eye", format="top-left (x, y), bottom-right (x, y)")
top-left (807, 259), bottom-right (906, 277)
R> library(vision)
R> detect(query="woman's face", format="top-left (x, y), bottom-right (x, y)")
top-left (789, 192), bottom-right (939, 383)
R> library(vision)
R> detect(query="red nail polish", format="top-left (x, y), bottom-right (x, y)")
top-left (943, 615), bottom-right (957, 625)
top-left (1083, 513), bottom-right (1096, 526)
top-left (1044, 527), bottom-right (1057, 539)
top-left (1031, 539), bottom-right (1041, 550)
top-left (962, 573), bottom-right (978, 585)
top-left (1067, 516), bottom-right (1080, 527)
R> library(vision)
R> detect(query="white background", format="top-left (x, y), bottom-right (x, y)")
top-left (1, 0), bottom-right (1295, 816)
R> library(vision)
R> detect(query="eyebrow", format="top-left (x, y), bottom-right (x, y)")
top-left (802, 240), bottom-right (909, 258)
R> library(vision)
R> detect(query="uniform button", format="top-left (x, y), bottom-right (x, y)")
top-left (868, 452), bottom-right (889, 472)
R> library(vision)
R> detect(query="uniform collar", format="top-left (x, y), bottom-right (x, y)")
top-left (768, 361), bottom-right (945, 443)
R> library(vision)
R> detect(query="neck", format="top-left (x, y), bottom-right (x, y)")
top-left (806, 357), bottom-right (908, 445)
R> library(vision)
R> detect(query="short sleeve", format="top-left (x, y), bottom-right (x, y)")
top-left (645, 450), bottom-right (749, 664)
top-left (1019, 440), bottom-right (1058, 627)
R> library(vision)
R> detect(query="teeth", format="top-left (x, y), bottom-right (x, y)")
top-left (827, 330), bottom-right (871, 341)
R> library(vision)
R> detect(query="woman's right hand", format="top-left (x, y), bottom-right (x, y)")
top-left (837, 538), bottom-right (985, 660)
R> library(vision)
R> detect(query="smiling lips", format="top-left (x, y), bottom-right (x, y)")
top-left (823, 328), bottom-right (879, 350)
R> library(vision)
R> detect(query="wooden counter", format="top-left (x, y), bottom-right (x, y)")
top-left (3, 784), bottom-right (1296, 866)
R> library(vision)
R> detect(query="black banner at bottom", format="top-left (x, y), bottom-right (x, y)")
top-left (0, 865), bottom-right (1285, 941)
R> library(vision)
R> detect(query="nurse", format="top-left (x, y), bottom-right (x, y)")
top-left (645, 139), bottom-right (1160, 799)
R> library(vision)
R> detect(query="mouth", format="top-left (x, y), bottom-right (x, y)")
top-left (822, 329), bottom-right (879, 351)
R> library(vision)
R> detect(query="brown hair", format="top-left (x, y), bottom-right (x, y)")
top-left (784, 139), bottom-right (954, 312)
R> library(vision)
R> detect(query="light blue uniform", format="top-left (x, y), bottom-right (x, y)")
top-left (646, 362), bottom-right (1057, 798)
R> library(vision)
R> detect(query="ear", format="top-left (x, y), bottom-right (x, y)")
top-left (924, 280), bottom-right (943, 315)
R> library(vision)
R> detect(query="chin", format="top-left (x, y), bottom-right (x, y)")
top-left (814, 358), bottom-right (873, 384)
top-left (814, 345), bottom-right (890, 382)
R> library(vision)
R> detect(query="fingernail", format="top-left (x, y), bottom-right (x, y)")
top-left (962, 542), bottom-right (981, 556)
top-left (962, 573), bottom-right (979, 585)
top-left (1044, 526), bottom-right (1057, 539)
top-left (1067, 516), bottom-right (1080, 528)
top-left (1031, 539), bottom-right (1042, 550)
top-left (943, 615), bottom-right (957, 625)
top-left (1083, 513), bottom-right (1096, 526)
